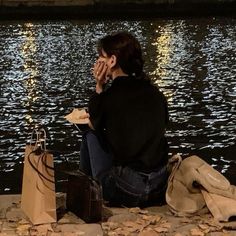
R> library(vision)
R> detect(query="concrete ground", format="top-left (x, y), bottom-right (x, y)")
top-left (0, 194), bottom-right (236, 236)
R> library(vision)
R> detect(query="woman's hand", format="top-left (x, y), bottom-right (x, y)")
top-left (93, 59), bottom-right (108, 93)
top-left (79, 112), bottom-right (90, 120)
top-left (80, 112), bottom-right (94, 130)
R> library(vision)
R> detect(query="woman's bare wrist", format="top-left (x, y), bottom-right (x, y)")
top-left (96, 83), bottom-right (103, 94)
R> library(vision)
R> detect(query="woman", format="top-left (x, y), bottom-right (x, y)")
top-left (79, 31), bottom-right (169, 207)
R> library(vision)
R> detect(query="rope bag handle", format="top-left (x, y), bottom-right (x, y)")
top-left (29, 128), bottom-right (47, 152)
top-left (27, 128), bottom-right (55, 188)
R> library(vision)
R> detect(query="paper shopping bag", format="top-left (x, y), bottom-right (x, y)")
top-left (21, 144), bottom-right (57, 225)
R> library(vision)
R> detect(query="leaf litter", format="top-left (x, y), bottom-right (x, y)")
top-left (103, 207), bottom-right (172, 235)
top-left (103, 206), bottom-right (236, 236)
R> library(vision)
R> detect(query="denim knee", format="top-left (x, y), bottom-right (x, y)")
top-left (101, 170), bottom-right (144, 207)
top-left (100, 166), bottom-right (168, 207)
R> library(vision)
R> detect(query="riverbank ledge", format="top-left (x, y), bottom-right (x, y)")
top-left (0, 0), bottom-right (236, 19)
top-left (0, 194), bottom-right (236, 235)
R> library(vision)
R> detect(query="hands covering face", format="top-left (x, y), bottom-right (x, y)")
top-left (92, 57), bottom-right (111, 93)
top-left (93, 58), bottom-right (109, 85)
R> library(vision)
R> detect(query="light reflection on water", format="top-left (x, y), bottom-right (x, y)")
top-left (0, 18), bottom-right (235, 193)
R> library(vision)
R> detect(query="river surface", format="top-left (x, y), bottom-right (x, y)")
top-left (0, 17), bottom-right (236, 193)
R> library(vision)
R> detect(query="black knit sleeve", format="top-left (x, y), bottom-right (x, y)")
top-left (88, 92), bottom-right (105, 132)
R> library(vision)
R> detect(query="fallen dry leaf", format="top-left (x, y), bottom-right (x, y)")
top-left (114, 228), bottom-right (130, 236)
top-left (138, 228), bottom-right (159, 236)
top-left (32, 224), bottom-right (53, 235)
top-left (122, 221), bottom-right (138, 227)
top-left (28, 228), bottom-right (38, 236)
top-left (159, 222), bottom-right (171, 229)
top-left (139, 209), bottom-right (149, 214)
top-left (190, 228), bottom-right (204, 236)
top-left (180, 218), bottom-right (192, 223)
top-left (108, 232), bottom-right (117, 236)
top-left (153, 215), bottom-right (161, 223)
top-left (192, 216), bottom-right (203, 222)
top-left (128, 207), bottom-right (149, 215)
top-left (203, 220), bottom-right (223, 231)
top-left (174, 233), bottom-right (183, 236)
top-left (129, 207), bottom-right (142, 214)
top-left (64, 233), bottom-right (84, 236)
top-left (16, 224), bottom-right (31, 232)
top-left (198, 224), bottom-right (209, 230)
top-left (136, 219), bottom-right (147, 225)
top-left (204, 219), bottom-right (221, 228)
top-left (112, 227), bottom-right (123, 235)
top-left (18, 219), bottom-right (30, 225)
top-left (49, 233), bottom-right (63, 236)
top-left (141, 215), bottom-right (152, 221)
top-left (159, 219), bottom-right (168, 224)
top-left (102, 222), bottom-right (119, 231)
top-left (122, 221), bottom-right (143, 233)
top-left (203, 228), bottom-right (210, 234)
top-left (153, 226), bottom-right (169, 233)
top-left (141, 215), bottom-right (161, 225)
top-left (198, 224), bottom-right (211, 234)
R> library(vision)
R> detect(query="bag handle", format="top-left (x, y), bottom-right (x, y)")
top-left (30, 128), bottom-right (47, 152)
top-left (27, 128), bottom-right (55, 187)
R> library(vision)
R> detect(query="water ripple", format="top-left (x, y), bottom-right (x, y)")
top-left (0, 18), bottom-right (236, 192)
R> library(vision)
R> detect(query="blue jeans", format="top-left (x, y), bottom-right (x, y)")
top-left (79, 130), bottom-right (112, 180)
top-left (101, 165), bottom-right (168, 207)
top-left (79, 130), bottom-right (168, 207)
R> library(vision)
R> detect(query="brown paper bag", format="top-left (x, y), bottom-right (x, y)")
top-left (21, 144), bottom-right (57, 225)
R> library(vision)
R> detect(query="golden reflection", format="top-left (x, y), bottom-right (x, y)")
top-left (151, 27), bottom-right (173, 101)
top-left (25, 114), bottom-right (33, 123)
top-left (152, 28), bottom-right (172, 81)
top-left (21, 22), bottom-right (39, 124)
top-left (21, 23), bottom-right (38, 77)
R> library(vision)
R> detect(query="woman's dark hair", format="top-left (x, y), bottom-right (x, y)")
top-left (98, 32), bottom-right (146, 79)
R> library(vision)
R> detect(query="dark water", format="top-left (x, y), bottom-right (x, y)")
top-left (0, 18), bottom-right (236, 193)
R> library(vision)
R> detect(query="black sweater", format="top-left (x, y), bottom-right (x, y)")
top-left (89, 76), bottom-right (169, 172)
